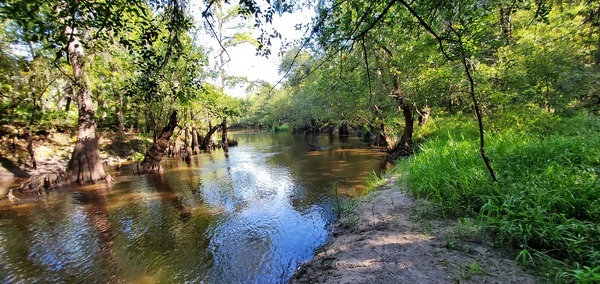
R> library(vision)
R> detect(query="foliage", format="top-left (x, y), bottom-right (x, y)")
top-left (397, 110), bottom-right (600, 281)
top-left (127, 151), bottom-right (145, 162)
top-left (273, 124), bottom-right (289, 132)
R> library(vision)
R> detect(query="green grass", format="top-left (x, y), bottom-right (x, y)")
top-left (395, 109), bottom-right (600, 282)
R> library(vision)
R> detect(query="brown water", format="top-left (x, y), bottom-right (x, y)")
top-left (0, 132), bottom-right (389, 283)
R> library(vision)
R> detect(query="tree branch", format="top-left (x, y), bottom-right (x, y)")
top-left (352, 0), bottom-right (398, 40)
top-left (396, 0), bottom-right (452, 60)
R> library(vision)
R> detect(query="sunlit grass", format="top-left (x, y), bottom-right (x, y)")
top-left (395, 109), bottom-right (600, 282)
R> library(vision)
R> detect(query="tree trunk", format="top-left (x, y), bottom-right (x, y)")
top-left (191, 127), bottom-right (199, 155)
top-left (419, 107), bottom-right (430, 125)
top-left (58, 83), bottom-right (73, 111)
top-left (136, 114), bottom-right (141, 133)
top-left (339, 123), bottom-right (349, 137)
top-left (184, 126), bottom-right (192, 157)
top-left (173, 133), bottom-right (181, 157)
top-left (27, 133), bottom-right (36, 170)
top-left (200, 123), bottom-right (220, 150)
top-left (146, 111), bottom-right (156, 140)
top-left (499, 7), bottom-right (512, 44)
top-left (98, 98), bottom-right (107, 126)
top-left (221, 117), bottom-right (229, 152)
top-left (65, 27), bottom-right (107, 184)
top-left (399, 104), bottom-right (415, 152)
top-left (139, 110), bottom-right (178, 174)
top-left (596, 24), bottom-right (600, 65)
top-left (116, 95), bottom-right (124, 134)
top-left (388, 104), bottom-right (415, 161)
top-left (374, 123), bottom-right (390, 148)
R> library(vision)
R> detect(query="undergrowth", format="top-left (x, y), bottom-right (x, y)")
top-left (396, 108), bottom-right (599, 282)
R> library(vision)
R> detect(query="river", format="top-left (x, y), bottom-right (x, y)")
top-left (0, 132), bottom-right (389, 283)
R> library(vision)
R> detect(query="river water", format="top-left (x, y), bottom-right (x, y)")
top-left (0, 132), bottom-right (388, 283)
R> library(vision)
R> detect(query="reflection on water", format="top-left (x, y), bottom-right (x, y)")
top-left (0, 132), bottom-right (388, 283)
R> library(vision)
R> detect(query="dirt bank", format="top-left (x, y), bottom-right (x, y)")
top-left (0, 130), bottom-right (149, 200)
top-left (291, 177), bottom-right (537, 284)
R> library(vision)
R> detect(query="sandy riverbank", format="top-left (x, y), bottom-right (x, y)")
top-left (291, 177), bottom-right (537, 284)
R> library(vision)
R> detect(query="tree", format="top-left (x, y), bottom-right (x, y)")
top-left (0, 0), bottom-right (153, 183)
top-left (138, 110), bottom-right (178, 173)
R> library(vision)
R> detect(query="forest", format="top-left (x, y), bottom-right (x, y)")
top-left (0, 0), bottom-right (599, 282)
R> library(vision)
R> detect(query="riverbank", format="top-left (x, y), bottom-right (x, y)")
top-left (292, 111), bottom-right (599, 283)
top-left (291, 176), bottom-right (537, 283)
top-left (0, 129), bottom-right (149, 200)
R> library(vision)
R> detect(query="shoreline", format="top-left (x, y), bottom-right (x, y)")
top-left (291, 176), bottom-right (537, 283)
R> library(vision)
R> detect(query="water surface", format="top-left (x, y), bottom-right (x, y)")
top-left (0, 132), bottom-right (388, 283)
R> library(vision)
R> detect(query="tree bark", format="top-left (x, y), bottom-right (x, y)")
top-left (27, 133), bottom-right (36, 170)
top-left (191, 127), bottom-right (199, 155)
top-left (388, 103), bottom-right (414, 161)
top-left (221, 117), bottom-right (229, 153)
top-left (339, 122), bottom-right (349, 137)
top-left (399, 104), bottom-right (414, 152)
top-left (139, 110), bottom-right (178, 174)
top-left (387, 71), bottom-right (415, 160)
top-left (184, 126), bottom-right (192, 157)
top-left (173, 133), bottom-right (181, 157)
top-left (418, 107), bottom-right (430, 125)
top-left (65, 27), bottom-right (107, 184)
top-left (116, 95), bottom-right (124, 134)
top-left (200, 123), bottom-right (220, 150)
top-left (374, 123), bottom-right (390, 148)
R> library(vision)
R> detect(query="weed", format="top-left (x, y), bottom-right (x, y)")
top-left (463, 262), bottom-right (485, 279)
top-left (453, 261), bottom-right (486, 281)
top-left (452, 218), bottom-right (482, 240)
top-left (364, 170), bottom-right (387, 193)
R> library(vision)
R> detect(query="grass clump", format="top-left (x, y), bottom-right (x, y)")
top-left (396, 109), bottom-right (599, 282)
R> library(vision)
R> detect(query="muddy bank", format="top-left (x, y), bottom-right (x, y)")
top-left (0, 130), bottom-right (149, 200)
top-left (291, 177), bottom-right (537, 284)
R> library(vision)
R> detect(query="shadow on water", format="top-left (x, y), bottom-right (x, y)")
top-left (0, 132), bottom-right (389, 283)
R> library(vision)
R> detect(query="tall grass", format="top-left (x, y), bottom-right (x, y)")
top-left (397, 110), bottom-right (600, 281)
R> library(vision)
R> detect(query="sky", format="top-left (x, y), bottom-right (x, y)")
top-left (191, 2), bottom-right (313, 97)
